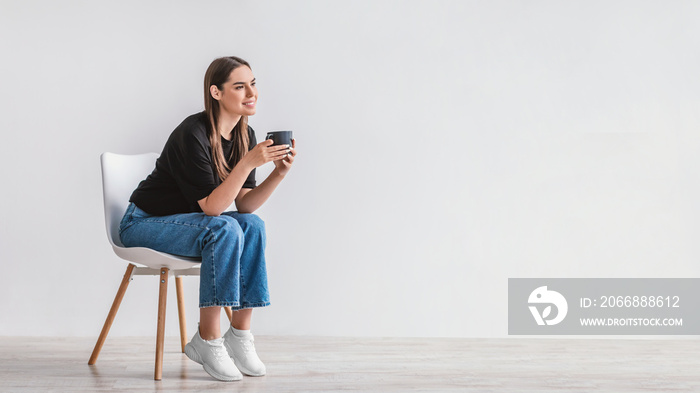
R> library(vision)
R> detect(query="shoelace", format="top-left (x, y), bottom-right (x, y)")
top-left (238, 337), bottom-right (256, 354)
top-left (211, 343), bottom-right (230, 361)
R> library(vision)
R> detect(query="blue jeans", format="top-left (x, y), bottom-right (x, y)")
top-left (119, 203), bottom-right (270, 309)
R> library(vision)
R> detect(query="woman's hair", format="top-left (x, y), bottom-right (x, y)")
top-left (203, 56), bottom-right (252, 181)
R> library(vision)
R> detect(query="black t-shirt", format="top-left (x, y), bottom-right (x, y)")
top-left (129, 112), bottom-right (257, 216)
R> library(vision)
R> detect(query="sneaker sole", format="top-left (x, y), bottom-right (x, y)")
top-left (184, 342), bottom-right (203, 365)
top-left (232, 357), bottom-right (266, 377)
top-left (185, 342), bottom-right (242, 382)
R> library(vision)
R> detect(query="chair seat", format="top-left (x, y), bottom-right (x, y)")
top-left (112, 245), bottom-right (201, 270)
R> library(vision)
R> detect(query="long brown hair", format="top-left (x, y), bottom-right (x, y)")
top-left (203, 56), bottom-right (252, 181)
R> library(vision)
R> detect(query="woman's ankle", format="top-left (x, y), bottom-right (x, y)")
top-left (199, 306), bottom-right (223, 340)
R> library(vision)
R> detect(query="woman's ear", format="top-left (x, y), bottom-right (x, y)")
top-left (210, 85), bottom-right (221, 101)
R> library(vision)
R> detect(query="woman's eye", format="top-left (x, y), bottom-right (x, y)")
top-left (235, 86), bottom-right (244, 90)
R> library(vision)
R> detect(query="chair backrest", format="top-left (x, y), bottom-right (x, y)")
top-left (100, 152), bottom-right (158, 248)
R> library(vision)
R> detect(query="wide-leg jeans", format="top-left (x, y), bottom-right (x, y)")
top-left (119, 202), bottom-right (270, 309)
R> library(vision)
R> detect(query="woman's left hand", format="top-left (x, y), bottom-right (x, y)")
top-left (273, 138), bottom-right (296, 177)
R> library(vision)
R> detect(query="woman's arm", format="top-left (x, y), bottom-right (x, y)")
top-left (235, 139), bottom-right (297, 213)
top-left (233, 171), bottom-right (284, 213)
top-left (198, 139), bottom-right (290, 216)
top-left (198, 162), bottom-right (254, 216)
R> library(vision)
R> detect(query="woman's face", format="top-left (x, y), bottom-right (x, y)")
top-left (214, 66), bottom-right (257, 117)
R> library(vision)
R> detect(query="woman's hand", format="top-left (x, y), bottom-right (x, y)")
top-left (273, 138), bottom-right (297, 177)
top-left (240, 139), bottom-right (291, 170)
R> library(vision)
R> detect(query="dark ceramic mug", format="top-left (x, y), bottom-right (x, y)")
top-left (265, 131), bottom-right (293, 154)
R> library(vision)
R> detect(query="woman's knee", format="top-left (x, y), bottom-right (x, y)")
top-left (207, 215), bottom-right (244, 240)
top-left (236, 213), bottom-right (265, 232)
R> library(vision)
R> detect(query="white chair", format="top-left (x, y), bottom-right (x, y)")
top-left (89, 152), bottom-right (233, 380)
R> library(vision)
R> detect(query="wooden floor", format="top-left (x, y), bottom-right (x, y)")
top-left (0, 336), bottom-right (698, 392)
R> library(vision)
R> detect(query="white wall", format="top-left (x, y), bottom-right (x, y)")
top-left (1, 0), bottom-right (699, 338)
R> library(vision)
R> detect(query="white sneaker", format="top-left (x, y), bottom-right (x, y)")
top-left (223, 327), bottom-right (266, 376)
top-left (185, 330), bottom-right (242, 381)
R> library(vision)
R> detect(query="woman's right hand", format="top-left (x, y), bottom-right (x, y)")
top-left (241, 139), bottom-right (291, 170)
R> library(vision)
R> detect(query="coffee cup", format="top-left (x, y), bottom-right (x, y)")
top-left (265, 131), bottom-right (293, 153)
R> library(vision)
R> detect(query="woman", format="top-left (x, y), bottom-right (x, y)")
top-left (119, 56), bottom-right (296, 382)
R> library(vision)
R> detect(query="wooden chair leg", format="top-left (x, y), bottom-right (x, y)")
top-left (175, 276), bottom-right (187, 353)
top-left (88, 263), bottom-right (135, 365)
top-left (224, 306), bottom-right (233, 323)
top-left (154, 268), bottom-right (169, 381)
